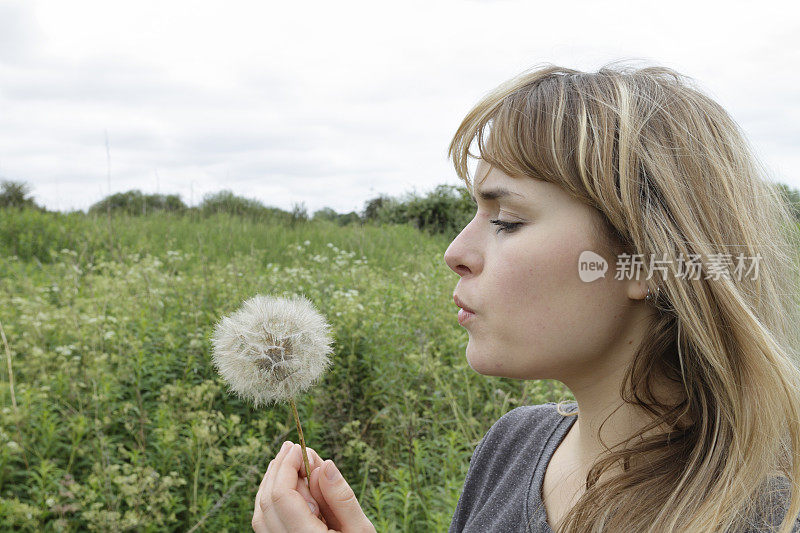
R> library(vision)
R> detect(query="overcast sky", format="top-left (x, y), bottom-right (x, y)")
top-left (1, 0), bottom-right (798, 215)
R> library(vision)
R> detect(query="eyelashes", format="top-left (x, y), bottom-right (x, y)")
top-left (489, 219), bottom-right (523, 234)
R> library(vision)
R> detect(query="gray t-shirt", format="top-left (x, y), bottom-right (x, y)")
top-left (448, 402), bottom-right (799, 532)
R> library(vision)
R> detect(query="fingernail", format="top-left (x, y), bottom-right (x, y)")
top-left (307, 501), bottom-right (317, 513)
top-left (293, 443), bottom-right (300, 453)
top-left (281, 441), bottom-right (291, 452)
top-left (325, 461), bottom-right (340, 481)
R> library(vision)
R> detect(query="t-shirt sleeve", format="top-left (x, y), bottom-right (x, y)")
top-left (448, 430), bottom-right (490, 532)
top-left (448, 403), bottom-right (555, 533)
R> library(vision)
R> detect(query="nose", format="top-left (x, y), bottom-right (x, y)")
top-left (444, 219), bottom-right (481, 277)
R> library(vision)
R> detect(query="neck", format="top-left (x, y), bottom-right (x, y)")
top-left (557, 314), bottom-right (687, 479)
top-left (563, 365), bottom-right (688, 480)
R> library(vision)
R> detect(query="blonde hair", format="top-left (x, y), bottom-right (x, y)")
top-left (448, 60), bottom-right (800, 532)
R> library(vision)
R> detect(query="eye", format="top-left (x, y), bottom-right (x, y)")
top-left (489, 219), bottom-right (523, 234)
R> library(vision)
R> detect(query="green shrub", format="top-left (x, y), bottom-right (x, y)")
top-left (364, 185), bottom-right (474, 241)
top-left (0, 180), bottom-right (45, 211)
top-left (88, 190), bottom-right (187, 216)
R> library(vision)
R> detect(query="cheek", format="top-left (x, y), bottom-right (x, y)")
top-left (495, 233), bottom-right (580, 307)
top-left (494, 229), bottom-right (610, 341)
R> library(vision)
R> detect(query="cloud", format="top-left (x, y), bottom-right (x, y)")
top-left (0, 0), bottom-right (798, 215)
top-left (0, 1), bottom-right (41, 65)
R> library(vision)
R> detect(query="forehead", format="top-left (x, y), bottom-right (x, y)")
top-left (472, 160), bottom-right (540, 204)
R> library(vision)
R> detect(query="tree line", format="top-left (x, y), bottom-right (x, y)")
top-left (2, 178), bottom-right (799, 242)
top-left (0, 179), bottom-right (476, 241)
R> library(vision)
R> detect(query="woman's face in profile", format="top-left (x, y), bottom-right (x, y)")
top-left (444, 160), bottom-right (649, 384)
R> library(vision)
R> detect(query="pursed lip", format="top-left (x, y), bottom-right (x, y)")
top-left (453, 294), bottom-right (476, 314)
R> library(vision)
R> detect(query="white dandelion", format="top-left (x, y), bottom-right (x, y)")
top-left (211, 293), bottom-right (334, 487)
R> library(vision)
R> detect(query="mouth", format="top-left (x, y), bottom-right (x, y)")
top-left (453, 293), bottom-right (476, 314)
top-left (457, 307), bottom-right (476, 326)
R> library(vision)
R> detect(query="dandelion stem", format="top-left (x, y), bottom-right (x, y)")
top-left (289, 397), bottom-right (312, 490)
top-left (288, 398), bottom-right (328, 525)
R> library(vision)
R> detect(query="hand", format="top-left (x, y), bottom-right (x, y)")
top-left (252, 440), bottom-right (376, 533)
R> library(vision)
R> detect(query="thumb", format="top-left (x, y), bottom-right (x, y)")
top-left (319, 460), bottom-right (374, 533)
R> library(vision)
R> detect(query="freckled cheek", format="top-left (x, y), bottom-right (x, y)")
top-left (492, 246), bottom-right (567, 307)
top-left (493, 242), bottom-right (589, 329)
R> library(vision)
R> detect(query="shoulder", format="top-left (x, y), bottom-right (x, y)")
top-left (492, 402), bottom-right (561, 429)
top-left (470, 401), bottom-right (575, 464)
top-left (450, 402), bottom-right (577, 532)
top-left (488, 401), bottom-right (576, 436)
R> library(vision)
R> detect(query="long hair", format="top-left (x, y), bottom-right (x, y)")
top-left (448, 61), bottom-right (800, 532)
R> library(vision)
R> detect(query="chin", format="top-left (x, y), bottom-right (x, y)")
top-left (465, 349), bottom-right (501, 376)
top-left (464, 350), bottom-right (486, 374)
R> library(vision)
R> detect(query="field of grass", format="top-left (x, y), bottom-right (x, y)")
top-left (0, 208), bottom-right (571, 532)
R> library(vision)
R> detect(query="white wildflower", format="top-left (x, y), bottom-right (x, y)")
top-left (210, 294), bottom-right (334, 407)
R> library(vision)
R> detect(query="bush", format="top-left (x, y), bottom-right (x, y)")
top-left (362, 185), bottom-right (474, 241)
top-left (198, 190), bottom-right (290, 223)
top-left (313, 207), bottom-right (363, 227)
top-left (312, 207), bottom-right (339, 222)
top-left (88, 190), bottom-right (187, 216)
top-left (289, 201), bottom-right (309, 228)
top-left (336, 211), bottom-right (362, 226)
top-left (0, 180), bottom-right (45, 211)
top-left (362, 195), bottom-right (393, 222)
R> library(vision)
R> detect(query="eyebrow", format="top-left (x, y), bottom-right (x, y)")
top-left (470, 187), bottom-right (525, 203)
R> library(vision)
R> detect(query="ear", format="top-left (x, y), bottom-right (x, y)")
top-left (626, 263), bottom-right (649, 301)
top-left (628, 280), bottom-right (649, 301)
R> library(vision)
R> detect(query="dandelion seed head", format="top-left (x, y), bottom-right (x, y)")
top-left (210, 294), bottom-right (334, 407)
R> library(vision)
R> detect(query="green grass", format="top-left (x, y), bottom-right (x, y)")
top-left (0, 207), bottom-right (571, 532)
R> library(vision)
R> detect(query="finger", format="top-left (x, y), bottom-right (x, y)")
top-left (271, 443), bottom-right (302, 497)
top-left (259, 458), bottom-right (275, 493)
top-left (258, 441), bottom-right (296, 529)
top-left (294, 446), bottom-right (321, 501)
top-left (271, 443), bottom-right (326, 528)
top-left (260, 441), bottom-right (292, 498)
top-left (253, 442), bottom-right (288, 533)
top-left (310, 466), bottom-right (341, 530)
top-left (299, 447), bottom-right (332, 524)
top-left (252, 486), bottom-right (268, 533)
top-left (264, 441), bottom-right (293, 485)
top-left (296, 476), bottom-right (319, 516)
top-left (318, 459), bottom-right (373, 532)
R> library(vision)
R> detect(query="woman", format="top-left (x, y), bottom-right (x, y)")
top-left (251, 62), bottom-right (800, 532)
